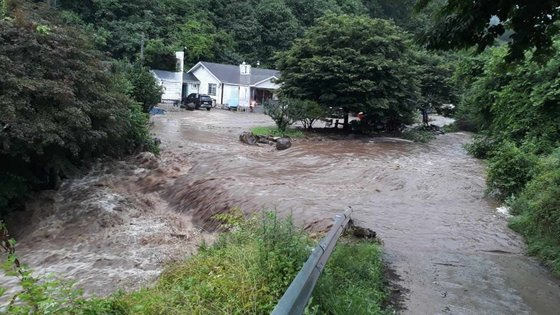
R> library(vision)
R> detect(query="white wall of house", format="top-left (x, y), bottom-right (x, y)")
top-left (158, 79), bottom-right (182, 101)
top-left (191, 66), bottom-right (222, 103)
top-left (185, 83), bottom-right (200, 96)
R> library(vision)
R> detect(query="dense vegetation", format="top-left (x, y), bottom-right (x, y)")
top-left (454, 45), bottom-right (560, 274)
top-left (0, 1), bottom-right (160, 213)
top-left (52, 0), bottom-right (443, 69)
top-left (1, 213), bottom-right (389, 314)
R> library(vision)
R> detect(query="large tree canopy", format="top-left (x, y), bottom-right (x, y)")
top-left (277, 14), bottom-right (420, 130)
top-left (0, 2), bottom-right (155, 210)
top-left (417, 0), bottom-right (560, 60)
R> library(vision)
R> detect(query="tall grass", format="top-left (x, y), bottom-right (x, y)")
top-left (310, 241), bottom-right (390, 315)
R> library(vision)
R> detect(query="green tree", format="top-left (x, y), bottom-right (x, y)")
top-left (416, 0), bottom-right (560, 61)
top-left (209, 0), bottom-right (262, 63)
top-left (284, 0), bottom-right (338, 27)
top-left (414, 51), bottom-right (458, 113)
top-left (124, 63), bottom-right (163, 112)
top-left (277, 14), bottom-right (419, 130)
top-left (0, 3), bottom-right (154, 211)
top-left (255, 0), bottom-right (301, 67)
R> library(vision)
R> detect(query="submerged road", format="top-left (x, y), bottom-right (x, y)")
top-left (153, 108), bottom-right (560, 315)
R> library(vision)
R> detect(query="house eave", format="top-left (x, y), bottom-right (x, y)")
top-left (187, 62), bottom-right (222, 83)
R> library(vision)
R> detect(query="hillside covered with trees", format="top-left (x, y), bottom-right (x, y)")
top-left (55, 0), bottom-right (441, 68)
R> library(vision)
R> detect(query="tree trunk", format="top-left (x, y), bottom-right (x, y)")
top-left (343, 108), bottom-right (350, 131)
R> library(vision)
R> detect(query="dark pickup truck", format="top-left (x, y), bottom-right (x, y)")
top-left (181, 93), bottom-right (213, 110)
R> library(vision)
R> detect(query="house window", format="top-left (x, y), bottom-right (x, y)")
top-left (208, 83), bottom-right (217, 96)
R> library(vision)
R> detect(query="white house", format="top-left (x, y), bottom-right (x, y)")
top-left (150, 51), bottom-right (187, 103)
top-left (186, 61), bottom-right (280, 108)
top-left (151, 51), bottom-right (280, 107)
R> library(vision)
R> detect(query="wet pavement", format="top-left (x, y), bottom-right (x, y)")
top-left (152, 108), bottom-right (560, 315)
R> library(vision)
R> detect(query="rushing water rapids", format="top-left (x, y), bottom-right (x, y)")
top-left (2, 108), bottom-right (560, 314)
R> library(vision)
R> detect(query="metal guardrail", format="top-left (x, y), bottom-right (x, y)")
top-left (271, 208), bottom-right (353, 315)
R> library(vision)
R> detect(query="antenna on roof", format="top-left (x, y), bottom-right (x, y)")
top-left (256, 61), bottom-right (260, 67)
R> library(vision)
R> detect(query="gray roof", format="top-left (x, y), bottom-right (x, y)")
top-left (183, 72), bottom-right (200, 82)
top-left (151, 69), bottom-right (182, 82)
top-left (196, 61), bottom-right (279, 85)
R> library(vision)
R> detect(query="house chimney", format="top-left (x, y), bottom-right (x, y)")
top-left (175, 51), bottom-right (184, 73)
top-left (240, 61), bottom-right (251, 75)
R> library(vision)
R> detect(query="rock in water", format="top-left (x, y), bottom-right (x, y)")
top-left (276, 138), bottom-right (292, 150)
top-left (239, 132), bottom-right (257, 145)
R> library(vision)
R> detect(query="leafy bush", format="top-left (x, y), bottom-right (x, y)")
top-left (486, 142), bottom-right (537, 200)
top-left (287, 99), bottom-right (326, 130)
top-left (509, 149), bottom-right (560, 275)
top-left (310, 241), bottom-right (389, 314)
top-left (118, 62), bottom-right (163, 113)
top-left (402, 126), bottom-right (436, 143)
top-left (263, 98), bottom-right (301, 134)
top-left (465, 135), bottom-right (497, 159)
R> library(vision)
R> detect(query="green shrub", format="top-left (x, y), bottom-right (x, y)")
top-left (0, 174), bottom-right (27, 212)
top-left (263, 99), bottom-right (300, 134)
top-left (486, 141), bottom-right (537, 200)
top-left (465, 134), bottom-right (497, 159)
top-left (287, 99), bottom-right (327, 130)
top-left (401, 126), bottom-right (436, 143)
top-left (509, 149), bottom-right (560, 275)
top-left (310, 240), bottom-right (389, 315)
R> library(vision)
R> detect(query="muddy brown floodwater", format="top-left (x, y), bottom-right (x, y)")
top-left (153, 108), bottom-right (560, 315)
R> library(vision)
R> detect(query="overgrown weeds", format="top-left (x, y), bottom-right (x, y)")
top-left (309, 240), bottom-right (390, 314)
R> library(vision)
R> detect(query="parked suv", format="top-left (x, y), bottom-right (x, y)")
top-left (181, 93), bottom-right (213, 110)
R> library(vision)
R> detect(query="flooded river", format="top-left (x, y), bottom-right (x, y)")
top-left (2, 107), bottom-right (559, 314)
top-left (153, 109), bottom-right (560, 314)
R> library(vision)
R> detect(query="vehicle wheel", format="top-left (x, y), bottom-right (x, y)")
top-left (206, 107), bottom-right (211, 111)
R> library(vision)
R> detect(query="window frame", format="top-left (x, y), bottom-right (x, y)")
top-left (208, 83), bottom-right (217, 96)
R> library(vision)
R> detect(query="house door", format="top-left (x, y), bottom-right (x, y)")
top-left (228, 86), bottom-right (239, 107)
